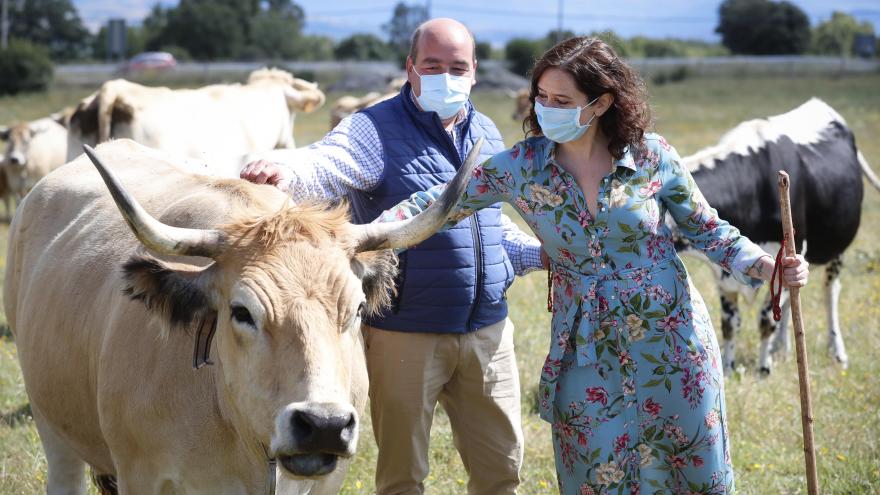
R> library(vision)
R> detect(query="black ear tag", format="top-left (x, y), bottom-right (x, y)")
top-left (192, 312), bottom-right (218, 369)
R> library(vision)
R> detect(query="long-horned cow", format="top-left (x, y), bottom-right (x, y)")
top-left (674, 98), bottom-right (879, 374)
top-left (4, 137), bottom-right (482, 494)
top-left (66, 68), bottom-right (325, 171)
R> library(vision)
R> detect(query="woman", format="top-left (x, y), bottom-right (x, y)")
top-left (383, 37), bottom-right (808, 494)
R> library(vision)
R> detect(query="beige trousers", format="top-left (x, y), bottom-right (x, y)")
top-left (363, 318), bottom-right (523, 495)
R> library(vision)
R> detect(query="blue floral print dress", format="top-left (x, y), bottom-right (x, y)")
top-left (381, 133), bottom-right (767, 494)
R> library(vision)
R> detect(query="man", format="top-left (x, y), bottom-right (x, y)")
top-left (241, 18), bottom-right (542, 495)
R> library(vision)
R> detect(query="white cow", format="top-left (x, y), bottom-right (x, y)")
top-left (66, 68), bottom-right (326, 172)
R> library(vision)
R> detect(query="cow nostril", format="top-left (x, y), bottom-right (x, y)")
top-left (292, 409), bottom-right (317, 439)
top-left (339, 412), bottom-right (356, 443)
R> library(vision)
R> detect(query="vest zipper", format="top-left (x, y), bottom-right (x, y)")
top-left (466, 216), bottom-right (483, 331)
top-left (439, 114), bottom-right (482, 331)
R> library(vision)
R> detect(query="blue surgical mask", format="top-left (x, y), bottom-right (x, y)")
top-left (535, 96), bottom-right (600, 143)
top-left (413, 68), bottom-right (472, 119)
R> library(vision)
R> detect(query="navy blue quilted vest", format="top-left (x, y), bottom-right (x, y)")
top-left (351, 83), bottom-right (511, 333)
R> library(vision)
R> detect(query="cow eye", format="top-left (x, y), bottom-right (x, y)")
top-left (230, 305), bottom-right (255, 326)
top-left (343, 302), bottom-right (366, 331)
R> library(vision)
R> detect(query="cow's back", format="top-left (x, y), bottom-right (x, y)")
top-left (115, 82), bottom-right (291, 168)
top-left (4, 139), bottom-right (287, 475)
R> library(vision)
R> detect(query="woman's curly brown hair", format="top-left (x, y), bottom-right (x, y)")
top-left (524, 36), bottom-right (652, 159)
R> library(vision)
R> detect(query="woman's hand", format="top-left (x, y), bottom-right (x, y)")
top-left (748, 253), bottom-right (809, 287)
top-left (780, 254), bottom-right (809, 288)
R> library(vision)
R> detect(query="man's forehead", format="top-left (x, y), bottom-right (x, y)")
top-left (419, 55), bottom-right (471, 65)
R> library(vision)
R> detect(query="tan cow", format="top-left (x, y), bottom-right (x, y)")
top-left (509, 87), bottom-right (530, 121)
top-left (5, 137), bottom-right (481, 494)
top-left (0, 114), bottom-right (69, 205)
top-left (66, 68), bottom-right (326, 170)
top-left (329, 77), bottom-right (406, 129)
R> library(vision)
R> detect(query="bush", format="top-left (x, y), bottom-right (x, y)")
top-left (716, 0), bottom-right (811, 55)
top-left (475, 41), bottom-right (492, 61)
top-left (505, 37), bottom-right (545, 77)
top-left (334, 34), bottom-right (393, 61)
top-left (0, 39), bottom-right (54, 95)
top-left (651, 66), bottom-right (691, 86)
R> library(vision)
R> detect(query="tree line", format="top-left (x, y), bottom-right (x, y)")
top-left (2, 0), bottom-right (876, 64)
top-left (0, 0), bottom-right (877, 95)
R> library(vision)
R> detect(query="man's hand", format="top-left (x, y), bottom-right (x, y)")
top-left (240, 160), bottom-right (292, 190)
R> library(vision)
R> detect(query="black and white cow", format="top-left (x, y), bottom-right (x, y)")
top-left (674, 98), bottom-right (880, 375)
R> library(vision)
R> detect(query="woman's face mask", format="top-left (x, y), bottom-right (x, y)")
top-left (413, 68), bottom-right (472, 120)
top-left (535, 95), bottom-right (601, 143)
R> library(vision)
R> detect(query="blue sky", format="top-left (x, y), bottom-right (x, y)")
top-left (74, 0), bottom-right (880, 45)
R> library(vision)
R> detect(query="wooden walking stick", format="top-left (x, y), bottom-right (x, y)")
top-left (776, 171), bottom-right (819, 495)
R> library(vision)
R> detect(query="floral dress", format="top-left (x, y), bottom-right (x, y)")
top-left (381, 133), bottom-right (766, 494)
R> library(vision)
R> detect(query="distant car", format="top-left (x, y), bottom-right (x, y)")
top-left (120, 52), bottom-right (177, 73)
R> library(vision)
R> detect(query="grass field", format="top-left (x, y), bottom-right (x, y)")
top-left (1, 73), bottom-right (879, 494)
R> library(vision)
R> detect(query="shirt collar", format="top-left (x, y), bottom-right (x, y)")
top-left (541, 139), bottom-right (637, 172)
top-left (407, 86), bottom-right (469, 131)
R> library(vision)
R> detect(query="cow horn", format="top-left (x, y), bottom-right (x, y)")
top-left (82, 144), bottom-right (227, 258)
top-left (353, 137), bottom-right (484, 252)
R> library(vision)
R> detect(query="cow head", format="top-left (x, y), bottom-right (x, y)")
top-left (81, 138), bottom-right (483, 480)
top-left (0, 120), bottom-right (57, 171)
top-left (248, 68), bottom-right (326, 114)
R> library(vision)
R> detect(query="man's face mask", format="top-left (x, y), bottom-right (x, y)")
top-left (413, 67), bottom-right (472, 120)
top-left (535, 95), bottom-right (601, 143)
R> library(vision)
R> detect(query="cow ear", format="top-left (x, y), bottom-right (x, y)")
top-left (351, 250), bottom-right (398, 317)
top-left (0, 126), bottom-right (8, 141)
top-left (122, 254), bottom-right (216, 335)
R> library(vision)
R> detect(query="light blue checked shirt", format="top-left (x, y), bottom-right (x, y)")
top-left (274, 105), bottom-right (544, 275)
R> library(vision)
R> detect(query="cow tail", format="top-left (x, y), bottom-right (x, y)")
top-left (858, 150), bottom-right (880, 192)
top-left (97, 82), bottom-right (118, 143)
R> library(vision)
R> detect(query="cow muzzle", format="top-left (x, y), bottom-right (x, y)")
top-left (7, 152), bottom-right (25, 168)
top-left (272, 402), bottom-right (358, 478)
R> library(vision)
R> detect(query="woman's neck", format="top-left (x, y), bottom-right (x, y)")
top-left (555, 129), bottom-right (612, 172)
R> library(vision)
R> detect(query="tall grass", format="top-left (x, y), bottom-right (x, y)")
top-left (1, 74), bottom-right (878, 494)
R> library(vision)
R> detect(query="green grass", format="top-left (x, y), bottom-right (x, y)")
top-left (1, 74), bottom-right (879, 493)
